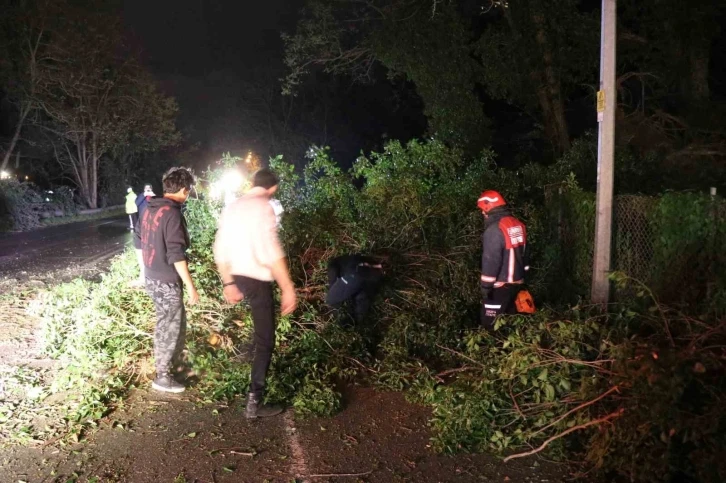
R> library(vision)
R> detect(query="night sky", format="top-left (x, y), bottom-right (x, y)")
top-left (121, 0), bottom-right (423, 168)
top-left (121, 0), bottom-right (726, 170)
top-left (122, 0), bottom-right (301, 77)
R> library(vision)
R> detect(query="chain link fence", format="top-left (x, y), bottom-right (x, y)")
top-left (545, 188), bottom-right (726, 309)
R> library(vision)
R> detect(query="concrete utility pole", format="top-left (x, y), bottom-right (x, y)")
top-left (591, 0), bottom-right (617, 305)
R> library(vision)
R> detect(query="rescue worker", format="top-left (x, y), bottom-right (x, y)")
top-left (125, 187), bottom-right (138, 231)
top-left (326, 254), bottom-right (384, 324)
top-left (478, 190), bottom-right (529, 330)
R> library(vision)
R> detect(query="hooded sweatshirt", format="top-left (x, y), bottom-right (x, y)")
top-left (140, 197), bottom-right (190, 283)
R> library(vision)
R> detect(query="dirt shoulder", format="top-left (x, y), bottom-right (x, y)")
top-left (0, 386), bottom-right (572, 483)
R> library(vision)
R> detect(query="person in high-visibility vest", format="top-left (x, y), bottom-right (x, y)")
top-left (478, 190), bottom-right (529, 329)
top-left (125, 187), bottom-right (138, 231)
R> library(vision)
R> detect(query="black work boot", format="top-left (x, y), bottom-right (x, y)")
top-left (245, 393), bottom-right (283, 419)
top-left (152, 373), bottom-right (185, 393)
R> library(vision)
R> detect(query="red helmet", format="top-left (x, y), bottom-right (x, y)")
top-left (477, 190), bottom-right (506, 213)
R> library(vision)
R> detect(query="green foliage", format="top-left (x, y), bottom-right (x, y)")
top-left (0, 180), bottom-right (44, 231)
top-left (26, 139), bottom-right (726, 483)
top-left (0, 180), bottom-right (81, 231)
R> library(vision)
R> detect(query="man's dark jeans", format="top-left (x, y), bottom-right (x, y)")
top-left (233, 275), bottom-right (275, 398)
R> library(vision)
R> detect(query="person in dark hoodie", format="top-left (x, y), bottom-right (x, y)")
top-left (140, 168), bottom-right (199, 393)
top-left (130, 184), bottom-right (156, 288)
top-left (477, 190), bottom-right (529, 330)
top-left (325, 254), bottom-right (384, 324)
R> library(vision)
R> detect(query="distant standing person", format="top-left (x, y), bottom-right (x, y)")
top-left (214, 168), bottom-right (297, 419)
top-left (140, 168), bottom-right (199, 393)
top-left (130, 184), bottom-right (156, 288)
top-left (326, 254), bottom-right (384, 324)
top-left (125, 187), bottom-right (138, 231)
top-left (478, 190), bottom-right (529, 330)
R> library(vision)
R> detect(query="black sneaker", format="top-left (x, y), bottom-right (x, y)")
top-left (152, 373), bottom-right (185, 393)
top-left (245, 393), bottom-right (283, 419)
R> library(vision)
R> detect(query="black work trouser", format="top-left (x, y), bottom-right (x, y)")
top-left (481, 285), bottom-right (520, 330)
top-left (233, 275), bottom-right (275, 397)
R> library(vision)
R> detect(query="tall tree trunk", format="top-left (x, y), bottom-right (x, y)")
top-left (0, 104), bottom-right (30, 172)
top-left (689, 43), bottom-right (710, 102)
top-left (90, 136), bottom-right (98, 209)
top-left (531, 13), bottom-right (570, 156)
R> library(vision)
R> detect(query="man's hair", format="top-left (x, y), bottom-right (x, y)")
top-left (162, 167), bottom-right (195, 194)
top-left (252, 168), bottom-right (279, 190)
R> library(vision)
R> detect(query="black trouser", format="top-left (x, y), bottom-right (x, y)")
top-left (481, 285), bottom-right (520, 330)
top-left (233, 275), bottom-right (275, 397)
top-left (326, 274), bottom-right (377, 324)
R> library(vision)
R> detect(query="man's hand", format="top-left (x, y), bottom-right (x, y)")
top-left (187, 285), bottom-right (200, 305)
top-left (223, 284), bottom-right (244, 304)
top-left (281, 288), bottom-right (297, 315)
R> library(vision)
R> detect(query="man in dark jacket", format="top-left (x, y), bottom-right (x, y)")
top-left (478, 190), bottom-right (529, 330)
top-left (140, 168), bottom-right (199, 393)
top-left (326, 254), bottom-right (384, 324)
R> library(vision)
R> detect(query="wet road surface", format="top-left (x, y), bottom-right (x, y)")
top-left (0, 216), bottom-right (132, 280)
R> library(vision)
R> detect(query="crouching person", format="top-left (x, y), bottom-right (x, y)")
top-left (141, 168), bottom-right (199, 393)
top-left (325, 254), bottom-right (384, 324)
top-left (214, 168), bottom-right (297, 419)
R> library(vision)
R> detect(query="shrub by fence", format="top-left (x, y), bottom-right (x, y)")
top-left (547, 188), bottom-right (726, 316)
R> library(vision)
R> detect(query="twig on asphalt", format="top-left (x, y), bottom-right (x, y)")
top-left (230, 450), bottom-right (255, 457)
top-left (302, 471), bottom-right (373, 478)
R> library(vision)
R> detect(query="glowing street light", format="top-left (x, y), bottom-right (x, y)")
top-left (0, 170), bottom-right (10, 180)
top-left (210, 169), bottom-right (245, 205)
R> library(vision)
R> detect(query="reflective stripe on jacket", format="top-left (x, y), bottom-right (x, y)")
top-left (481, 210), bottom-right (529, 288)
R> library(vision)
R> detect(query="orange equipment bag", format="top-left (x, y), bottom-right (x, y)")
top-left (515, 290), bottom-right (536, 314)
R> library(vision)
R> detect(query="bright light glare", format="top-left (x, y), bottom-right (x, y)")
top-left (0, 170), bottom-right (10, 180)
top-left (210, 170), bottom-right (244, 204)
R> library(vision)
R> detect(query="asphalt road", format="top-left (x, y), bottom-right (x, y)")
top-left (0, 216), bottom-right (132, 280)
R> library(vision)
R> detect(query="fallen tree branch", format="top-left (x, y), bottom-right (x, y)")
top-left (503, 409), bottom-right (625, 463)
top-left (529, 386), bottom-right (620, 439)
top-left (435, 344), bottom-right (485, 368)
top-left (509, 382), bottom-right (525, 420)
top-left (435, 366), bottom-right (474, 378)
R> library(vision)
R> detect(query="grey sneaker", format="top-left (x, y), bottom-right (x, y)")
top-left (245, 393), bottom-right (283, 419)
top-left (152, 373), bottom-right (185, 393)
